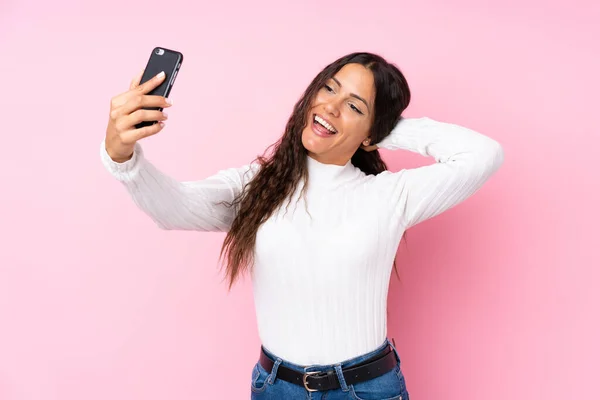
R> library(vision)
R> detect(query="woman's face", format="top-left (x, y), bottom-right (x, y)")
top-left (302, 63), bottom-right (376, 165)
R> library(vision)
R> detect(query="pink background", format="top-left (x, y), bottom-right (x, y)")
top-left (1, 1), bottom-right (599, 399)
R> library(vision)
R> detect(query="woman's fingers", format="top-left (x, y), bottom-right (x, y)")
top-left (110, 95), bottom-right (172, 120)
top-left (111, 71), bottom-right (168, 115)
top-left (130, 69), bottom-right (144, 90)
top-left (135, 71), bottom-right (166, 94)
top-left (116, 109), bottom-right (168, 132)
top-left (112, 70), bottom-right (166, 108)
top-left (360, 144), bottom-right (379, 152)
top-left (120, 120), bottom-right (166, 145)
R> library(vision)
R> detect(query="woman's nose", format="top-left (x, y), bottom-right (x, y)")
top-left (324, 100), bottom-right (341, 117)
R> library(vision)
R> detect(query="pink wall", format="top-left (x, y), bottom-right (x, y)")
top-left (1, 1), bottom-right (598, 399)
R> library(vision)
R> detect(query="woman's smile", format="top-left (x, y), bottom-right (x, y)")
top-left (311, 113), bottom-right (338, 137)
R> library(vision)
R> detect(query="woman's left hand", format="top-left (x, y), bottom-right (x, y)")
top-left (360, 144), bottom-right (379, 152)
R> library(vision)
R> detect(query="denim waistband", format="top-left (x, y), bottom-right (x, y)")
top-left (261, 337), bottom-right (401, 373)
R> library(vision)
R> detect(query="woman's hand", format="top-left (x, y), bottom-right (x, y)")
top-left (104, 70), bottom-right (172, 163)
top-left (360, 143), bottom-right (379, 152)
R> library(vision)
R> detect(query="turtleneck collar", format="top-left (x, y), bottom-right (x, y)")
top-left (306, 155), bottom-right (358, 188)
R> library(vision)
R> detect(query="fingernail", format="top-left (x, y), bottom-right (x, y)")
top-left (162, 112), bottom-right (168, 119)
top-left (159, 122), bottom-right (165, 128)
top-left (157, 71), bottom-right (165, 78)
top-left (165, 98), bottom-right (173, 106)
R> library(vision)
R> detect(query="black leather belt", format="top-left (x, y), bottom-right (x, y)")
top-left (258, 345), bottom-right (398, 392)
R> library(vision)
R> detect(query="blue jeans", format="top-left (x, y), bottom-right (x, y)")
top-left (250, 338), bottom-right (409, 399)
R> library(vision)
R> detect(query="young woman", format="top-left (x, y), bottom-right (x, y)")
top-left (101, 52), bottom-right (504, 399)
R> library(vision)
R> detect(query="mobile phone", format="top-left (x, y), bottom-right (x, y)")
top-left (134, 47), bottom-right (183, 129)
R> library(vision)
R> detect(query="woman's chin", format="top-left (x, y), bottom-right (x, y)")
top-left (301, 134), bottom-right (328, 156)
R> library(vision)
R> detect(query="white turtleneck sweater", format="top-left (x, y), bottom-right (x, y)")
top-left (100, 117), bottom-right (504, 365)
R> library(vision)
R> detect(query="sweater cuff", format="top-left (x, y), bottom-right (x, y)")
top-left (99, 138), bottom-right (144, 182)
top-left (376, 117), bottom-right (419, 150)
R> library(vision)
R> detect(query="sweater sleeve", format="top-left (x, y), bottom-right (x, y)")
top-left (99, 139), bottom-right (259, 232)
top-left (374, 117), bottom-right (504, 230)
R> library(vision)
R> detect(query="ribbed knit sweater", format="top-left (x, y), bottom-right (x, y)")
top-left (100, 116), bottom-right (504, 365)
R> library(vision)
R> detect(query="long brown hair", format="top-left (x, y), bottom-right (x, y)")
top-left (219, 52), bottom-right (411, 290)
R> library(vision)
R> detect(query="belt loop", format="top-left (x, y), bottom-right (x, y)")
top-left (267, 358), bottom-right (282, 385)
top-left (333, 364), bottom-right (349, 392)
top-left (389, 337), bottom-right (401, 364)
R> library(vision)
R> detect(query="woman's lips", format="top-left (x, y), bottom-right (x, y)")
top-left (311, 115), bottom-right (336, 138)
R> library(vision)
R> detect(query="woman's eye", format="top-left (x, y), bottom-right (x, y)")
top-left (350, 104), bottom-right (363, 115)
top-left (324, 84), bottom-right (333, 92)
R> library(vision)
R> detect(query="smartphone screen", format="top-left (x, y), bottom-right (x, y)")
top-left (135, 47), bottom-right (183, 129)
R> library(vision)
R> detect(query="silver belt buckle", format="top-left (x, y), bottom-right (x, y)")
top-left (302, 371), bottom-right (320, 392)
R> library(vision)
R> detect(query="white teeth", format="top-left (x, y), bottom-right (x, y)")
top-left (314, 115), bottom-right (337, 133)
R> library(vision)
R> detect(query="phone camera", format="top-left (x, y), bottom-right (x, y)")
top-left (155, 48), bottom-right (165, 56)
